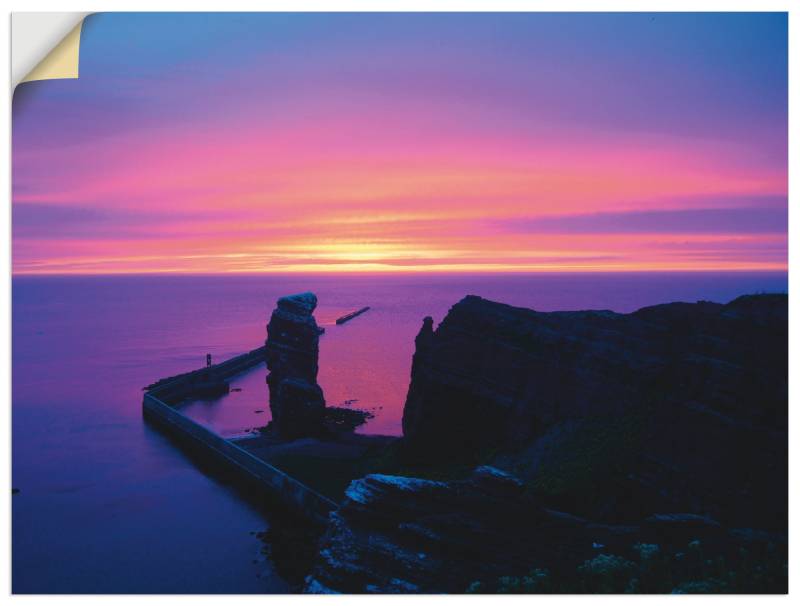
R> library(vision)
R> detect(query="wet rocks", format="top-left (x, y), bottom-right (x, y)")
top-left (305, 466), bottom-right (560, 593)
top-left (304, 465), bottom-right (785, 594)
top-left (303, 466), bottom-right (759, 594)
top-left (266, 293), bottom-right (326, 439)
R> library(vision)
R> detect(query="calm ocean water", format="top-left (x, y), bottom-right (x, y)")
top-left (12, 272), bottom-right (787, 593)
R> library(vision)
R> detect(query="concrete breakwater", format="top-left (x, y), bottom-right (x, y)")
top-left (335, 306), bottom-right (370, 325)
top-left (144, 345), bottom-right (267, 400)
top-left (142, 346), bottom-right (337, 525)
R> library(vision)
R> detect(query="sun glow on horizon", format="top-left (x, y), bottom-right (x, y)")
top-left (12, 13), bottom-right (787, 276)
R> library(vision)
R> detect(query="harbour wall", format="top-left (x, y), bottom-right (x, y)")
top-left (143, 348), bottom-right (337, 525)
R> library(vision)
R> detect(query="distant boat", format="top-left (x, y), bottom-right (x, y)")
top-left (336, 306), bottom-right (370, 325)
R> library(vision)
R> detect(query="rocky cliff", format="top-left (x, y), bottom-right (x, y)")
top-left (402, 294), bottom-right (787, 528)
top-left (266, 292), bottom-right (326, 439)
top-left (302, 293), bottom-right (787, 593)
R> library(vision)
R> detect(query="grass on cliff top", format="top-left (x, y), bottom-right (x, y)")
top-left (517, 411), bottom-right (649, 517)
top-left (466, 539), bottom-right (787, 594)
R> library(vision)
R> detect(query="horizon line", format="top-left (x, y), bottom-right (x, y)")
top-left (10, 267), bottom-right (789, 279)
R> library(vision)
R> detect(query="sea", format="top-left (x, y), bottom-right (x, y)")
top-left (11, 271), bottom-right (787, 593)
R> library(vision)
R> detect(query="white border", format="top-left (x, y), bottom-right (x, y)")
top-left (1, 2), bottom-right (795, 603)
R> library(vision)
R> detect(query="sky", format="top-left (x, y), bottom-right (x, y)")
top-left (12, 12), bottom-right (788, 274)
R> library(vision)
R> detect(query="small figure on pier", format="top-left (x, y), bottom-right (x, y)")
top-left (206, 353), bottom-right (212, 367)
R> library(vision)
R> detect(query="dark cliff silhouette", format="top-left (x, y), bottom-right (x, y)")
top-left (306, 293), bottom-right (787, 593)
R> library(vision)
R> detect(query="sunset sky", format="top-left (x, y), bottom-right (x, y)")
top-left (12, 12), bottom-right (787, 274)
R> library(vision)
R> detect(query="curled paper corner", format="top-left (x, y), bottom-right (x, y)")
top-left (12, 13), bottom-right (90, 91)
top-left (22, 20), bottom-right (84, 84)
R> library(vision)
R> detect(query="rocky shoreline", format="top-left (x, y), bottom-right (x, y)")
top-left (258, 292), bottom-right (787, 593)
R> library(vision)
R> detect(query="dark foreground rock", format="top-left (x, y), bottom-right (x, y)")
top-left (305, 467), bottom-right (785, 593)
top-left (305, 466), bottom-right (563, 593)
top-left (401, 294), bottom-right (787, 530)
top-left (296, 292), bottom-right (787, 593)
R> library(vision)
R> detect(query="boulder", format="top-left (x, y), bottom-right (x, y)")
top-left (305, 466), bottom-right (589, 593)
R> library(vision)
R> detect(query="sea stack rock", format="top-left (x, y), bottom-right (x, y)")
top-left (265, 292), bottom-right (326, 439)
